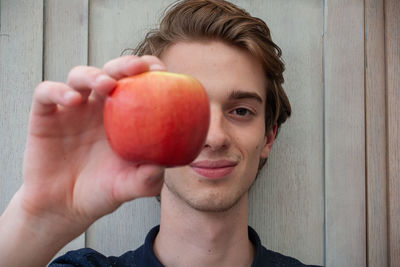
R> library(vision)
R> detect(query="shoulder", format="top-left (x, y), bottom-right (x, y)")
top-left (49, 226), bottom-right (161, 267)
top-left (249, 226), bottom-right (322, 267)
top-left (49, 248), bottom-right (137, 267)
top-left (256, 247), bottom-right (322, 267)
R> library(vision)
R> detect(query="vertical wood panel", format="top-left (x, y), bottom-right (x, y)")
top-left (44, 0), bottom-right (88, 82)
top-left (242, 0), bottom-right (324, 265)
top-left (88, 0), bottom-right (173, 68)
top-left (365, 0), bottom-right (388, 266)
top-left (324, 1), bottom-right (366, 266)
top-left (44, 0), bottom-right (89, 257)
top-left (385, 0), bottom-right (400, 265)
top-left (0, 0), bottom-right (43, 213)
top-left (86, 0), bottom-right (169, 255)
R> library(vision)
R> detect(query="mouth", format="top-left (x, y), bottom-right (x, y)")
top-left (189, 160), bottom-right (238, 179)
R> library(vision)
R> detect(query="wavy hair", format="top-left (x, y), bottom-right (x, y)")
top-left (132, 0), bottom-right (291, 170)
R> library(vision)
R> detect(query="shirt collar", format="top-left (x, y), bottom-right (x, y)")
top-left (141, 225), bottom-right (263, 266)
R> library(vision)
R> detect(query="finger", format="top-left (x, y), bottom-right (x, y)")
top-left (103, 55), bottom-right (166, 80)
top-left (112, 165), bottom-right (165, 203)
top-left (141, 55), bottom-right (167, 71)
top-left (31, 81), bottom-right (82, 116)
top-left (66, 66), bottom-right (117, 99)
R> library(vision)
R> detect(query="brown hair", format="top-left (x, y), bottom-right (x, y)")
top-left (133, 0), bottom-right (291, 170)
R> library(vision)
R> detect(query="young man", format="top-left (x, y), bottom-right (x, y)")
top-left (0, 0), bottom-right (320, 266)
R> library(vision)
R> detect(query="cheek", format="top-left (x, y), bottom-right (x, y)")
top-left (232, 124), bottom-right (266, 157)
top-left (164, 167), bottom-right (184, 181)
top-left (164, 166), bottom-right (199, 186)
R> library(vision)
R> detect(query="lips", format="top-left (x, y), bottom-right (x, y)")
top-left (190, 160), bottom-right (238, 179)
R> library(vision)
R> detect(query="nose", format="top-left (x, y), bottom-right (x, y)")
top-left (204, 106), bottom-right (230, 151)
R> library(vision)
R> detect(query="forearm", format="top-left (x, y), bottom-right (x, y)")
top-left (0, 190), bottom-right (77, 267)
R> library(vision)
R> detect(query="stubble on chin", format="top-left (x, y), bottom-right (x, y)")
top-left (162, 177), bottom-right (254, 213)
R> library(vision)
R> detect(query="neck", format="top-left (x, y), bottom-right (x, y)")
top-left (153, 185), bottom-right (254, 267)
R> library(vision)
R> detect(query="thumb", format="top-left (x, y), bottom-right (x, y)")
top-left (112, 164), bottom-right (165, 204)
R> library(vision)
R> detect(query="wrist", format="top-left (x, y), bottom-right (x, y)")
top-left (0, 189), bottom-right (81, 267)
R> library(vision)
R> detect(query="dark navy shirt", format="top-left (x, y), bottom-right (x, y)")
top-left (50, 226), bottom-right (321, 267)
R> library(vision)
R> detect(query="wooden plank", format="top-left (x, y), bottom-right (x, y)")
top-left (385, 0), bottom-right (400, 266)
top-left (86, 0), bottom-right (169, 255)
top-left (43, 0), bottom-right (89, 257)
top-left (365, 0), bottom-right (388, 266)
top-left (0, 0), bottom-right (43, 214)
top-left (44, 0), bottom-right (89, 82)
top-left (324, 1), bottom-right (366, 266)
top-left (88, 0), bottom-right (173, 68)
top-left (241, 0), bottom-right (324, 265)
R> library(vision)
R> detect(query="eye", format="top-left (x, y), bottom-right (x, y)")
top-left (231, 107), bottom-right (254, 117)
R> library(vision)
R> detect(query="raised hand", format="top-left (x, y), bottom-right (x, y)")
top-left (0, 55), bottom-right (166, 267)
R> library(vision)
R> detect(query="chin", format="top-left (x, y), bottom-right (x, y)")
top-left (187, 197), bottom-right (244, 213)
top-left (165, 181), bottom-right (249, 213)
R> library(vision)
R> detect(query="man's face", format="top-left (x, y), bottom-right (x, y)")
top-left (160, 40), bottom-right (276, 212)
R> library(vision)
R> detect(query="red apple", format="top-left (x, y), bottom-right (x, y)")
top-left (103, 71), bottom-right (210, 166)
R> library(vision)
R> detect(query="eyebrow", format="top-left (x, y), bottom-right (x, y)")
top-left (228, 90), bottom-right (264, 104)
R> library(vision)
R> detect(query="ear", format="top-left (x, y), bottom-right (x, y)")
top-left (260, 124), bottom-right (277, 159)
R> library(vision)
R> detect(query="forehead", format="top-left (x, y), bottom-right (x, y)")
top-left (160, 40), bottom-right (267, 102)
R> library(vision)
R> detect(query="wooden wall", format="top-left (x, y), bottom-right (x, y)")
top-left (0, 0), bottom-right (398, 266)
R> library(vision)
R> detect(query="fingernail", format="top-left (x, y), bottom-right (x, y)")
top-left (64, 91), bottom-right (79, 102)
top-left (96, 74), bottom-right (115, 85)
top-left (149, 64), bottom-right (165, 71)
